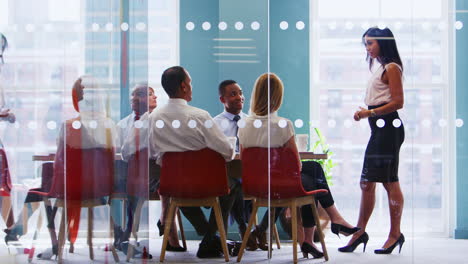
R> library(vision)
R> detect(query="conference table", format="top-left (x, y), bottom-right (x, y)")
top-left (32, 152), bottom-right (327, 162)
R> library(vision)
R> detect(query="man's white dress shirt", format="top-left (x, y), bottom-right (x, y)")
top-left (121, 111), bottom-right (155, 161)
top-left (116, 112), bottom-right (136, 150)
top-left (149, 98), bottom-right (234, 164)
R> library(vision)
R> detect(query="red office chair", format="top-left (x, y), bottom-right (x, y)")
top-left (0, 148), bottom-right (14, 228)
top-left (237, 147), bottom-right (329, 263)
top-left (31, 146), bottom-right (119, 263)
top-left (158, 148), bottom-right (230, 262)
top-left (125, 148), bottom-right (186, 261)
top-left (0, 148), bottom-right (12, 197)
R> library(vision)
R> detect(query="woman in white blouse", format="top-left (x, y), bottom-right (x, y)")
top-left (341, 27), bottom-right (405, 255)
top-left (239, 73), bottom-right (358, 259)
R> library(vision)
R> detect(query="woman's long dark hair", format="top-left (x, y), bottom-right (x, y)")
top-left (0, 33), bottom-right (7, 64)
top-left (362, 27), bottom-right (403, 72)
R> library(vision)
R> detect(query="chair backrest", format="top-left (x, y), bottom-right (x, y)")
top-left (50, 146), bottom-right (114, 201)
top-left (242, 147), bottom-right (307, 199)
top-left (159, 148), bottom-right (229, 199)
top-left (127, 148), bottom-right (149, 197)
top-left (0, 148), bottom-right (12, 196)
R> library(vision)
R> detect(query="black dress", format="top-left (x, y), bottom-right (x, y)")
top-left (361, 104), bottom-right (405, 182)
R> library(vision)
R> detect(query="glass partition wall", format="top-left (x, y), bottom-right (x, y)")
top-left (0, 0), bottom-right (464, 263)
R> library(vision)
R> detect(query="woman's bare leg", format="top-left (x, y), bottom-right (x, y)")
top-left (345, 182), bottom-right (376, 246)
top-left (381, 181), bottom-right (404, 248)
top-left (1, 196), bottom-right (14, 228)
top-left (323, 205), bottom-right (354, 229)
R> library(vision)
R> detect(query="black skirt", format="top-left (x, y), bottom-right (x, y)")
top-left (361, 104), bottom-right (405, 183)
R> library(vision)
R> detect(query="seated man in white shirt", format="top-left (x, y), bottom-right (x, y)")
top-left (111, 84), bottom-right (153, 251)
top-left (213, 80), bottom-right (257, 250)
top-left (149, 66), bottom-right (239, 258)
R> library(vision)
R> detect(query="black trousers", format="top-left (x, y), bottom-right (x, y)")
top-left (178, 176), bottom-right (243, 238)
top-left (258, 160), bottom-right (335, 230)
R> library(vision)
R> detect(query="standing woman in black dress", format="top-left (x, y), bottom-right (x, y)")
top-left (339, 27), bottom-right (405, 254)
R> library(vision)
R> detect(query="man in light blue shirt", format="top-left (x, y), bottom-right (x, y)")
top-left (213, 80), bottom-right (257, 250)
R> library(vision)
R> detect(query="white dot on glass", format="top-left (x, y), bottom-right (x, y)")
top-left (156, 120), bottom-right (164, 128)
top-left (278, 119), bottom-right (287, 128)
top-left (136, 22), bottom-right (146, 31)
top-left (438, 119), bottom-right (447, 127)
top-left (121, 22), bottom-right (129, 31)
top-left (235, 22), bottom-right (244, 30)
top-left (251, 21), bottom-right (260, 30)
top-left (172, 120), bottom-right (181, 129)
top-left (310, 120), bottom-right (319, 128)
top-left (296, 21), bottom-right (305, 30)
top-left (328, 22), bottom-right (337, 30)
top-left (186, 22), bottom-right (195, 31)
top-left (46, 121), bottom-right (57, 130)
top-left (455, 21), bottom-right (463, 30)
top-left (328, 120), bottom-right (336, 128)
top-left (376, 119), bottom-right (385, 128)
top-left (204, 120), bottom-right (213, 128)
top-left (26, 24), bottom-right (35, 32)
top-left (422, 22), bottom-right (431, 31)
top-left (438, 22), bottom-right (446, 30)
top-left (422, 119), bottom-right (431, 127)
top-left (104, 120), bottom-right (112, 129)
top-left (92, 23), bottom-right (100, 31)
top-left (89, 120), bottom-right (98, 129)
top-left (188, 120), bottom-right (197, 128)
top-left (44, 24), bottom-right (54, 32)
top-left (218, 22), bottom-right (227, 31)
top-left (105, 23), bottom-right (113, 31)
top-left (344, 119), bottom-right (352, 128)
top-left (28, 121), bottom-right (37, 130)
top-left (73, 24), bottom-right (83, 32)
top-left (237, 119), bottom-right (246, 128)
top-left (378, 23), bottom-right (386, 30)
top-left (221, 119), bottom-right (229, 129)
top-left (253, 119), bottom-right (262, 128)
top-left (280, 21), bottom-right (289, 30)
top-left (134, 120), bottom-right (143, 128)
top-left (294, 119), bottom-right (304, 128)
top-left (455, 118), bottom-right (464, 127)
top-left (345, 21), bottom-right (354, 30)
top-left (202, 22), bottom-right (211, 31)
top-left (72, 120), bottom-right (81, 129)
top-left (392, 119), bottom-right (402, 128)
top-left (361, 22), bottom-right (370, 30)
top-left (394, 21), bottom-right (403, 30)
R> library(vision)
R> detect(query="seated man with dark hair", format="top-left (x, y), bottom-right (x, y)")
top-left (149, 66), bottom-right (241, 258)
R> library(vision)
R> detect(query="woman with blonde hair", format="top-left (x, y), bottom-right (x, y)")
top-left (239, 73), bottom-right (358, 258)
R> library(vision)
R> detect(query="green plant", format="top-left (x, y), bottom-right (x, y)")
top-left (309, 127), bottom-right (336, 185)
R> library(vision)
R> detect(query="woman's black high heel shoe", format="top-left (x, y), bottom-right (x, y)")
top-left (157, 220), bottom-right (164, 236)
top-left (3, 229), bottom-right (19, 244)
top-left (37, 244), bottom-right (58, 260)
top-left (338, 232), bottom-right (369, 253)
top-left (166, 243), bottom-right (187, 252)
top-left (374, 233), bottom-right (405, 254)
top-left (301, 242), bottom-right (324, 259)
top-left (331, 223), bottom-right (361, 238)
